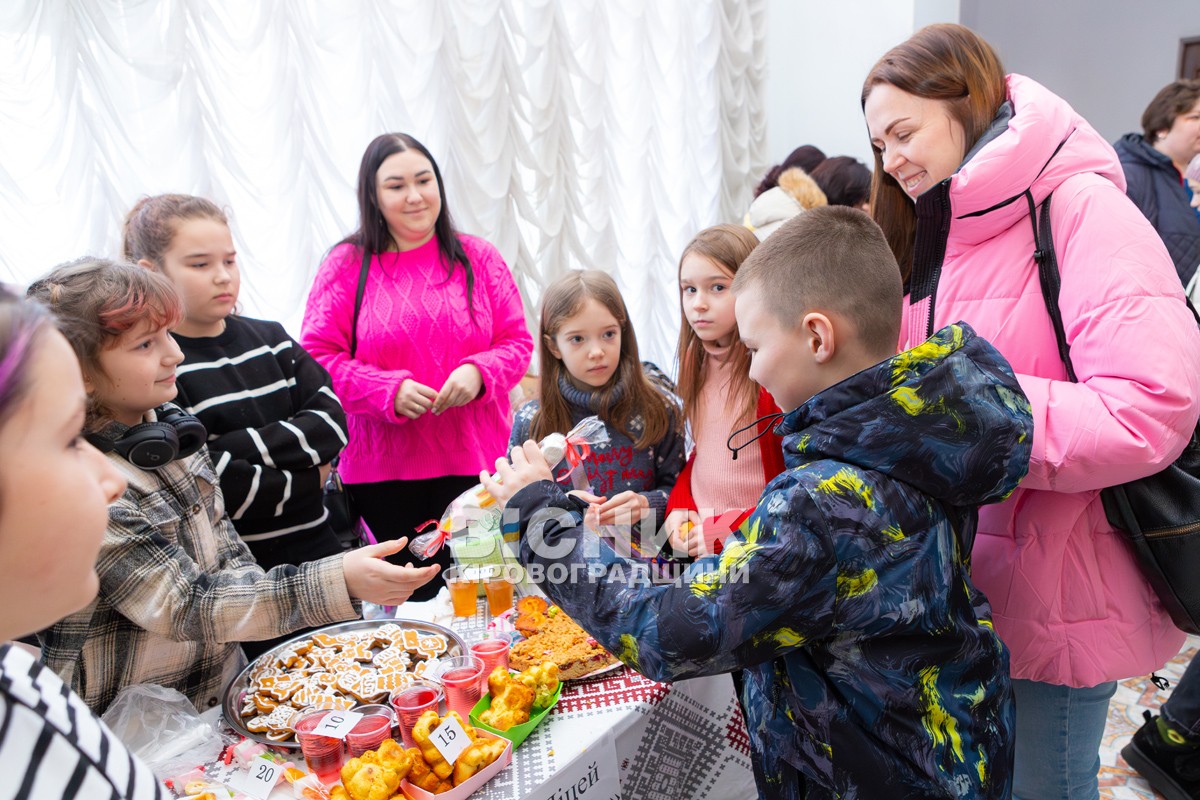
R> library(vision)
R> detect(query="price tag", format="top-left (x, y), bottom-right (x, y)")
top-left (229, 755), bottom-right (283, 800)
top-left (310, 709), bottom-right (363, 739)
top-left (429, 714), bottom-right (471, 766)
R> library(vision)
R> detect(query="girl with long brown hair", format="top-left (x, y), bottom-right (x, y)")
top-left (664, 224), bottom-right (784, 557)
top-left (510, 270), bottom-right (685, 558)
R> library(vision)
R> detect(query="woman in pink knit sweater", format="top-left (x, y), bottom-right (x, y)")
top-left (301, 133), bottom-right (533, 600)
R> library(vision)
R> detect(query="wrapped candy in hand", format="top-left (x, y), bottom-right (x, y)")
top-left (409, 416), bottom-right (609, 560)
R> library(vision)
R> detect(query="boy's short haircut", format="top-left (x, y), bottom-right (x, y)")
top-left (732, 205), bottom-right (903, 353)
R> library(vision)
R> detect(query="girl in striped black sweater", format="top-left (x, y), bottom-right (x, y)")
top-left (124, 195), bottom-right (350, 656)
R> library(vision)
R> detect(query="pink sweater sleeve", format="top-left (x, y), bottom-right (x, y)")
top-left (458, 238), bottom-right (533, 399)
top-left (301, 245), bottom-right (413, 424)
top-left (1016, 177), bottom-right (1200, 493)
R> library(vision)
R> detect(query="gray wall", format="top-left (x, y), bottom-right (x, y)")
top-left (961, 0), bottom-right (1200, 142)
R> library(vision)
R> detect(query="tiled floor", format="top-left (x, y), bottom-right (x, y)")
top-left (1100, 636), bottom-right (1199, 799)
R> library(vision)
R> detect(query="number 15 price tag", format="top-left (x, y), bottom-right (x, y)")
top-left (430, 715), bottom-right (470, 766)
top-left (229, 755), bottom-right (283, 800)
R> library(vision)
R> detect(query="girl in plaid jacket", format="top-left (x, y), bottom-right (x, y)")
top-left (29, 258), bottom-right (439, 713)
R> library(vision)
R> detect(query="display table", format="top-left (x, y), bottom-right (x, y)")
top-left (447, 600), bottom-right (755, 800)
top-left (186, 598), bottom-right (756, 799)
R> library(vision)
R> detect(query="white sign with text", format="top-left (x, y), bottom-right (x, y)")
top-left (228, 755), bottom-right (283, 800)
top-left (429, 714), bottom-right (472, 766)
top-left (528, 729), bottom-right (621, 800)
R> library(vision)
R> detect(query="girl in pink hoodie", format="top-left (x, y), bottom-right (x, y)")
top-left (863, 24), bottom-right (1200, 800)
top-left (302, 134), bottom-right (533, 600)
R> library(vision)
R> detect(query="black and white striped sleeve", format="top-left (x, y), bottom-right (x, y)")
top-left (0, 645), bottom-right (167, 800)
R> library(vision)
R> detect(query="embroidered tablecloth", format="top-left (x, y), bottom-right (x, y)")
top-left (186, 598), bottom-right (756, 799)
top-left (440, 602), bottom-right (755, 800)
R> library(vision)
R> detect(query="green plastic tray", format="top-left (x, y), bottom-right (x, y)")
top-left (468, 681), bottom-right (562, 749)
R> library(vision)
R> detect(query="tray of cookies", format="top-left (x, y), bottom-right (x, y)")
top-left (223, 618), bottom-right (467, 749)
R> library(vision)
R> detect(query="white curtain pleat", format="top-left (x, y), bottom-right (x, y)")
top-left (0, 0), bottom-right (765, 371)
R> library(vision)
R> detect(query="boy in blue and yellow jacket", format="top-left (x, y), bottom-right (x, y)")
top-left (484, 206), bottom-right (1032, 799)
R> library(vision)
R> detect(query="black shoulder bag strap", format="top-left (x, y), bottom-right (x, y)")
top-left (1026, 190), bottom-right (1077, 377)
top-left (1032, 188), bottom-right (1200, 373)
top-left (351, 247), bottom-right (371, 358)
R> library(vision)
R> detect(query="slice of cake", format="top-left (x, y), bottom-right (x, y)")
top-left (509, 609), bottom-right (618, 680)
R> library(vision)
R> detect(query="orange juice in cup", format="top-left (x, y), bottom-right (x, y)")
top-left (481, 565), bottom-right (515, 616)
top-left (444, 565), bottom-right (479, 617)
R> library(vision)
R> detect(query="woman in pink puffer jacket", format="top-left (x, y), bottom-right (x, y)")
top-left (863, 24), bottom-right (1200, 800)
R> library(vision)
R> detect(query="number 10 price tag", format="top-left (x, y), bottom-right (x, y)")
top-left (430, 715), bottom-right (470, 766)
top-left (312, 709), bottom-right (363, 739)
top-left (229, 755), bottom-right (283, 800)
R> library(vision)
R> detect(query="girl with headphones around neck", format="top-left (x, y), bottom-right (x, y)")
top-left (26, 258), bottom-right (439, 715)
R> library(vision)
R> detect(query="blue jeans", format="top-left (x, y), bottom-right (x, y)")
top-left (1163, 655), bottom-right (1200, 736)
top-left (1012, 678), bottom-right (1118, 800)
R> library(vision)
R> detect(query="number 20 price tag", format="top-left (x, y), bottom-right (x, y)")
top-left (430, 715), bottom-right (471, 766)
top-left (229, 755), bottom-right (283, 800)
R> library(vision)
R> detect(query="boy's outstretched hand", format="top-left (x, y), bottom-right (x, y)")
top-left (480, 440), bottom-right (554, 506)
top-left (343, 537), bottom-right (441, 606)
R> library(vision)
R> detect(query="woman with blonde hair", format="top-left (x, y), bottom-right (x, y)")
top-left (862, 23), bottom-right (1200, 799)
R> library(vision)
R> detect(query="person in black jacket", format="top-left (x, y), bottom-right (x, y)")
top-left (1113, 80), bottom-right (1200, 285)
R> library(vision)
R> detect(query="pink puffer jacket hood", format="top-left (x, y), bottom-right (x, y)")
top-left (899, 74), bottom-right (1200, 687)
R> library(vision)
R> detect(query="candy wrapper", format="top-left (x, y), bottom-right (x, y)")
top-left (408, 416), bottom-right (609, 561)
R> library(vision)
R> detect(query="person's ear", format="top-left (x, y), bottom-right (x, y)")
top-left (136, 258), bottom-right (158, 272)
top-left (544, 334), bottom-right (562, 361)
top-left (801, 312), bottom-right (837, 365)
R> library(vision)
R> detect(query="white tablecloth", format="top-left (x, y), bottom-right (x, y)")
top-left (183, 596), bottom-right (756, 799)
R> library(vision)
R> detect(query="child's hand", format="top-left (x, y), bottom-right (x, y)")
top-left (432, 364), bottom-right (483, 415)
top-left (395, 379), bottom-right (438, 419)
top-left (343, 537), bottom-right (441, 605)
top-left (665, 509), bottom-right (704, 558)
top-left (480, 441), bottom-right (554, 506)
top-left (593, 491), bottom-right (650, 527)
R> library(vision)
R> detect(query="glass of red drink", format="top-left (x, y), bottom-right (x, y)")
top-left (470, 638), bottom-right (511, 693)
top-left (390, 679), bottom-right (445, 749)
top-left (435, 655), bottom-right (485, 719)
top-left (344, 704), bottom-right (395, 757)
top-left (292, 709), bottom-right (346, 784)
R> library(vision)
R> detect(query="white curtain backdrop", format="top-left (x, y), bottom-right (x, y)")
top-left (0, 0), bottom-right (766, 371)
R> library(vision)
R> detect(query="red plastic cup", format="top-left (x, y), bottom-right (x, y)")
top-left (292, 710), bottom-right (346, 784)
top-left (436, 655), bottom-right (485, 719)
top-left (344, 704), bottom-right (394, 757)
top-left (390, 680), bottom-right (444, 749)
top-left (470, 638), bottom-right (511, 693)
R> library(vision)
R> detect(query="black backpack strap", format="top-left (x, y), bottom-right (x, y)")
top-left (351, 248), bottom-right (371, 358)
top-left (1026, 189), bottom-right (1079, 382)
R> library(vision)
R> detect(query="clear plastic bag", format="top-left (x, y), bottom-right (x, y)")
top-left (100, 683), bottom-right (225, 778)
top-left (408, 415), bottom-right (610, 560)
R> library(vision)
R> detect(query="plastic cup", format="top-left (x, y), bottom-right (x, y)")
top-left (344, 704), bottom-right (394, 758)
top-left (444, 565), bottom-right (480, 617)
top-left (436, 655), bottom-right (485, 719)
top-left (292, 709), bottom-right (346, 784)
top-left (390, 680), bottom-right (444, 749)
top-left (481, 566), bottom-right (515, 616)
top-left (470, 638), bottom-right (511, 693)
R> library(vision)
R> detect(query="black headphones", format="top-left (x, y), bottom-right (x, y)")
top-left (86, 405), bottom-right (207, 469)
